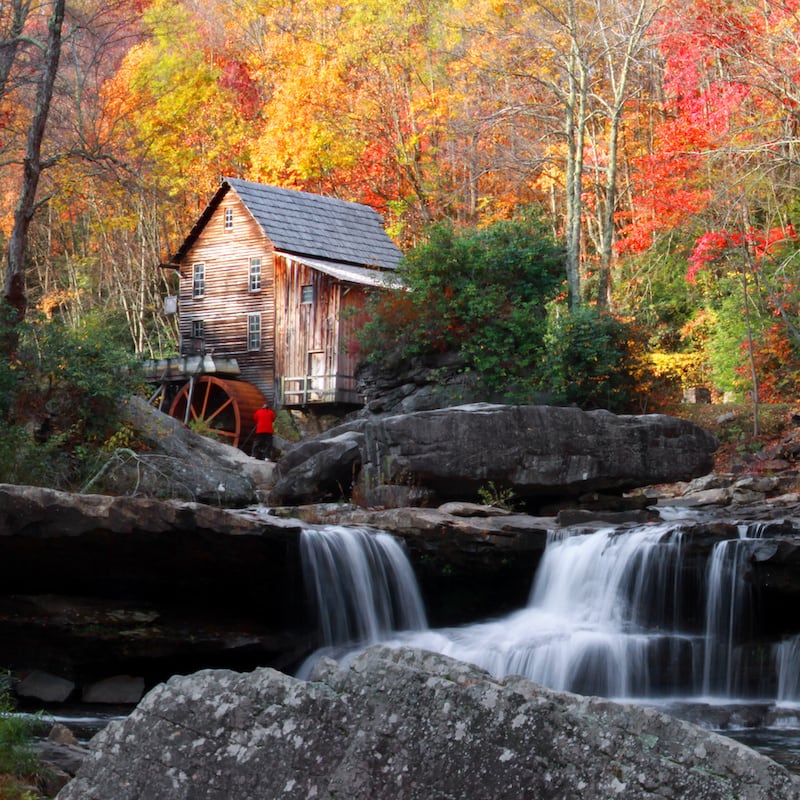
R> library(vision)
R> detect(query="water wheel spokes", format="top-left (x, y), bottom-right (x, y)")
top-left (168, 376), bottom-right (266, 449)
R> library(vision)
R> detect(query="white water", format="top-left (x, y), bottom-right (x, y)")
top-left (777, 635), bottom-right (800, 705)
top-left (300, 525), bottom-right (427, 648)
top-left (299, 517), bottom-right (800, 706)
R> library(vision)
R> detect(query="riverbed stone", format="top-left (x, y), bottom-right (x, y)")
top-left (16, 670), bottom-right (75, 703)
top-left (81, 675), bottom-right (145, 704)
top-left (56, 646), bottom-right (800, 800)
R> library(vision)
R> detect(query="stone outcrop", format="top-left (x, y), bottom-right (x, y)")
top-left (7, 477), bottom-right (800, 691)
top-left (87, 395), bottom-right (275, 506)
top-left (57, 646), bottom-right (800, 800)
top-left (0, 483), bottom-right (311, 693)
top-left (271, 403), bottom-right (718, 507)
top-left (269, 419), bottom-right (366, 505)
top-left (0, 484), bottom-right (556, 689)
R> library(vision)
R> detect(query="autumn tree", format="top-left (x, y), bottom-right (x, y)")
top-left (2, 0), bottom-right (66, 336)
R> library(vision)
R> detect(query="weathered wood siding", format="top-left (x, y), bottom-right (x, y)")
top-left (178, 193), bottom-right (276, 400)
top-left (275, 256), bottom-right (366, 404)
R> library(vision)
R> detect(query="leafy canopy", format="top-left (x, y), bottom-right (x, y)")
top-left (360, 209), bottom-right (565, 395)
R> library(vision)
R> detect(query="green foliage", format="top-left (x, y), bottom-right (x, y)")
top-left (0, 312), bottom-right (142, 489)
top-left (615, 239), bottom-right (706, 351)
top-left (0, 673), bottom-right (37, 780)
top-left (477, 481), bottom-right (518, 510)
top-left (537, 305), bottom-right (653, 411)
top-left (360, 210), bottom-right (565, 395)
top-left (358, 214), bottom-right (669, 410)
top-left (706, 290), bottom-right (751, 394)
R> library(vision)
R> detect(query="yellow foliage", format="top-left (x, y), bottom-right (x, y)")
top-left (648, 351), bottom-right (708, 389)
top-left (37, 289), bottom-right (82, 319)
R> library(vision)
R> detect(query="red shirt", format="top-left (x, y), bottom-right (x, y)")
top-left (253, 406), bottom-right (275, 434)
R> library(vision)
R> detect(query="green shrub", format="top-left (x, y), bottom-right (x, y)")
top-left (359, 210), bottom-right (565, 396)
top-left (0, 311), bottom-right (143, 489)
top-left (0, 673), bottom-right (37, 779)
top-left (536, 305), bottom-right (655, 412)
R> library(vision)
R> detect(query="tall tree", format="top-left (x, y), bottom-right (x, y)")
top-left (587, 0), bottom-right (658, 308)
top-left (3, 0), bottom-right (65, 331)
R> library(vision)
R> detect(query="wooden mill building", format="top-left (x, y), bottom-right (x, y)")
top-left (161, 178), bottom-right (403, 414)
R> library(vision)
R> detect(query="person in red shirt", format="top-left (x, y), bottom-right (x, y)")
top-left (252, 402), bottom-right (276, 460)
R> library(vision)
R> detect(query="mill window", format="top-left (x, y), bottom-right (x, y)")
top-left (192, 262), bottom-right (205, 298)
top-left (248, 313), bottom-right (261, 351)
top-left (249, 257), bottom-right (262, 292)
top-left (301, 284), bottom-right (314, 304)
top-left (224, 207), bottom-right (233, 231)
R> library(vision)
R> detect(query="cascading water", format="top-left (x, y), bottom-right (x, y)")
top-left (401, 518), bottom-right (798, 703)
top-left (776, 635), bottom-right (800, 705)
top-left (299, 525), bottom-right (427, 664)
top-left (298, 514), bottom-right (800, 766)
top-left (301, 516), bottom-right (800, 704)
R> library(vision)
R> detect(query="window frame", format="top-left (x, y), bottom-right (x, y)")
top-left (247, 312), bottom-right (262, 351)
top-left (192, 262), bottom-right (205, 299)
top-left (191, 319), bottom-right (205, 339)
top-left (300, 284), bottom-right (314, 304)
top-left (224, 207), bottom-right (233, 231)
top-left (249, 256), bottom-right (262, 292)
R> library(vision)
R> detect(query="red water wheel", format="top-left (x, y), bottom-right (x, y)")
top-left (168, 376), bottom-right (266, 449)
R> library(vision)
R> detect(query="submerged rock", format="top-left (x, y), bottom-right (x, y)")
top-left (57, 646), bottom-right (800, 800)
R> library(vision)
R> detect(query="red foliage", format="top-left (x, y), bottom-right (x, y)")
top-left (736, 321), bottom-right (800, 403)
top-left (687, 225), bottom-right (797, 282)
top-left (218, 60), bottom-right (262, 122)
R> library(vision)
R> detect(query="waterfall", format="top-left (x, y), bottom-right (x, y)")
top-left (408, 524), bottom-right (700, 699)
top-left (776, 635), bottom-right (800, 705)
top-left (300, 518), bottom-right (800, 706)
top-left (701, 538), bottom-right (760, 697)
top-left (300, 525), bottom-right (427, 648)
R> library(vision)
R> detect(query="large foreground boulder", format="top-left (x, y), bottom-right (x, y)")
top-left (271, 403), bottom-right (717, 506)
top-left (57, 646), bottom-right (799, 800)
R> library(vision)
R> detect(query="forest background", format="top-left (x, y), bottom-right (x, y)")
top-left (1, 0), bottom-right (800, 487)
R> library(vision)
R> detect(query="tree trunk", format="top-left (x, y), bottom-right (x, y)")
top-left (2, 0), bottom-right (66, 335)
top-left (564, 20), bottom-right (588, 310)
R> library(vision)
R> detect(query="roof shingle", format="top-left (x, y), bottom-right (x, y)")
top-left (225, 178), bottom-right (402, 270)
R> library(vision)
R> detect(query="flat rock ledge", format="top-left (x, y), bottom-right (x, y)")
top-left (57, 646), bottom-right (800, 800)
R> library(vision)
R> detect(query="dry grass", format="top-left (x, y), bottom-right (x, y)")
top-left (0, 774), bottom-right (40, 800)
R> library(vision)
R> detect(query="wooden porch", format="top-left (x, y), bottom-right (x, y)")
top-left (280, 374), bottom-right (362, 406)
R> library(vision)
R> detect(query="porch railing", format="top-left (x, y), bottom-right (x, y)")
top-left (281, 374), bottom-right (361, 405)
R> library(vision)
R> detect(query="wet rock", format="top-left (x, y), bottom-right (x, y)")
top-left (556, 508), bottom-right (652, 526)
top-left (56, 646), bottom-right (800, 800)
top-left (0, 484), bottom-right (310, 686)
top-left (35, 740), bottom-right (88, 778)
top-left (81, 675), bottom-right (145, 705)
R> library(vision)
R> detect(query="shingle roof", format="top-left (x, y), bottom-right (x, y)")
top-left (171, 179), bottom-right (403, 271)
top-left (172, 178), bottom-right (402, 271)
